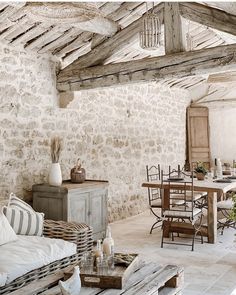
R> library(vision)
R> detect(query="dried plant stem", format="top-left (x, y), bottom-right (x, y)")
top-left (51, 136), bottom-right (62, 163)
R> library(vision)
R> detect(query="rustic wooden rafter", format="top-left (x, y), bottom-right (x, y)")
top-left (60, 3), bottom-right (164, 73)
top-left (57, 43), bottom-right (236, 92)
top-left (164, 2), bottom-right (185, 54)
top-left (180, 2), bottom-right (236, 36)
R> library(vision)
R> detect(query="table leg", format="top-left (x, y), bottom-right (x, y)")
top-left (207, 191), bottom-right (217, 244)
top-left (163, 188), bottom-right (170, 238)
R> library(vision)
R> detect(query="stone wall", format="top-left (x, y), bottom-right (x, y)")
top-left (0, 42), bottom-right (190, 221)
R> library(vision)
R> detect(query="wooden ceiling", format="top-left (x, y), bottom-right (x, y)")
top-left (1, 2), bottom-right (236, 68)
top-left (1, 2), bottom-right (236, 106)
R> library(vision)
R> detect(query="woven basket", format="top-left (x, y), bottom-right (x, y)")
top-left (43, 219), bottom-right (93, 255)
top-left (0, 220), bottom-right (93, 295)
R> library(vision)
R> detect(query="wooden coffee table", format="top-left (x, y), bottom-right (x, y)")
top-left (39, 263), bottom-right (184, 295)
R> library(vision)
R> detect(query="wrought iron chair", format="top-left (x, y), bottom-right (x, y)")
top-left (217, 196), bottom-right (236, 235)
top-left (146, 164), bottom-right (162, 234)
top-left (161, 169), bottom-right (204, 251)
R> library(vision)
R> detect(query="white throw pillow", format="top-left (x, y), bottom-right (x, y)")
top-left (3, 206), bottom-right (44, 236)
top-left (0, 208), bottom-right (18, 246)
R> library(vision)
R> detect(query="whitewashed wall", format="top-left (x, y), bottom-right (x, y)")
top-left (0, 42), bottom-right (190, 221)
top-left (209, 105), bottom-right (236, 164)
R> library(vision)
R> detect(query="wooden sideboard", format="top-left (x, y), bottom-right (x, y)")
top-left (32, 180), bottom-right (109, 240)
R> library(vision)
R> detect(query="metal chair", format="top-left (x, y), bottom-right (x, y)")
top-left (146, 164), bottom-right (162, 234)
top-left (161, 169), bottom-right (204, 251)
top-left (217, 197), bottom-right (236, 235)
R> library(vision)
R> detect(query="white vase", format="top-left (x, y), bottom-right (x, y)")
top-left (48, 163), bottom-right (62, 186)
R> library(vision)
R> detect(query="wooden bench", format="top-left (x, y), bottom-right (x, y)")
top-left (10, 263), bottom-right (184, 295)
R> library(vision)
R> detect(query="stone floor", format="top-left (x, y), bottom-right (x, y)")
top-left (111, 210), bottom-right (236, 295)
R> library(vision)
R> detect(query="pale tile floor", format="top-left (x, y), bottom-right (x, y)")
top-left (111, 211), bottom-right (236, 295)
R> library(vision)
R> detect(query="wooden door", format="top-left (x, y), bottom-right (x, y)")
top-left (187, 106), bottom-right (211, 170)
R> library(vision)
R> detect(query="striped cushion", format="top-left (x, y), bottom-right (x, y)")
top-left (8, 193), bottom-right (34, 213)
top-left (3, 206), bottom-right (44, 236)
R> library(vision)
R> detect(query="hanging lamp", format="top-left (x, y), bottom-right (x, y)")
top-left (139, 3), bottom-right (161, 50)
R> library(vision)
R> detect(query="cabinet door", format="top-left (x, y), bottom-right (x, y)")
top-left (67, 192), bottom-right (89, 224)
top-left (89, 189), bottom-right (107, 239)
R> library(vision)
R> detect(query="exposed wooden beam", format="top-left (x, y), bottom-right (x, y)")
top-left (207, 71), bottom-right (236, 83)
top-left (180, 2), bottom-right (236, 36)
top-left (57, 43), bottom-right (236, 92)
top-left (164, 3), bottom-right (185, 54)
top-left (74, 16), bottom-right (118, 36)
top-left (61, 3), bottom-right (164, 72)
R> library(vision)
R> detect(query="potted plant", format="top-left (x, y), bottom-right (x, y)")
top-left (194, 162), bottom-right (207, 180)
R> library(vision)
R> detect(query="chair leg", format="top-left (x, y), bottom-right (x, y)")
top-left (192, 232), bottom-right (196, 251)
top-left (149, 208), bottom-right (162, 234)
top-left (172, 232), bottom-right (174, 241)
top-left (150, 219), bottom-right (161, 234)
top-left (161, 222), bottom-right (165, 248)
top-left (161, 230), bottom-right (164, 248)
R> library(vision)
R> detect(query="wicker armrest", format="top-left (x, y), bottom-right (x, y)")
top-left (43, 220), bottom-right (93, 258)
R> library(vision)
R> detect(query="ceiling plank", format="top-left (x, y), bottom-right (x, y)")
top-left (0, 17), bottom-right (29, 40)
top-left (38, 28), bottom-right (81, 54)
top-left (61, 42), bottom-right (92, 68)
top-left (61, 3), bottom-right (164, 72)
top-left (25, 26), bottom-right (66, 50)
top-left (180, 2), bottom-right (236, 36)
top-left (4, 18), bottom-right (33, 41)
top-left (0, 3), bottom-right (26, 22)
top-left (99, 2), bottom-right (123, 16)
top-left (57, 43), bottom-right (236, 92)
top-left (54, 32), bottom-right (92, 58)
top-left (0, 3), bottom-right (9, 10)
top-left (164, 3), bottom-right (185, 54)
top-left (11, 23), bottom-right (49, 46)
top-left (207, 71), bottom-right (236, 83)
top-left (108, 2), bottom-right (141, 22)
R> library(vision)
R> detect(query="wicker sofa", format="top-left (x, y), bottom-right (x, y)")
top-left (0, 219), bottom-right (93, 294)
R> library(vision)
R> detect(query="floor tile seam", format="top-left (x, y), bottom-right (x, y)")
top-left (203, 265), bottom-right (234, 293)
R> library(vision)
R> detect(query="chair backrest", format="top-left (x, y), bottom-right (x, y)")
top-left (161, 169), bottom-right (195, 220)
top-left (146, 165), bottom-right (161, 205)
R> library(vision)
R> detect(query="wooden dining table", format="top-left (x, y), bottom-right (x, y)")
top-left (142, 178), bottom-right (236, 244)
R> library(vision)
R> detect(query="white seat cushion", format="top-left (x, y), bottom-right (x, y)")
top-left (150, 199), bottom-right (162, 207)
top-left (164, 208), bottom-right (202, 218)
top-left (217, 199), bottom-right (233, 210)
top-left (0, 209), bottom-right (17, 246)
top-left (0, 273), bottom-right (7, 287)
top-left (0, 235), bottom-right (76, 286)
top-left (170, 193), bottom-right (202, 202)
top-left (186, 191), bottom-right (207, 197)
